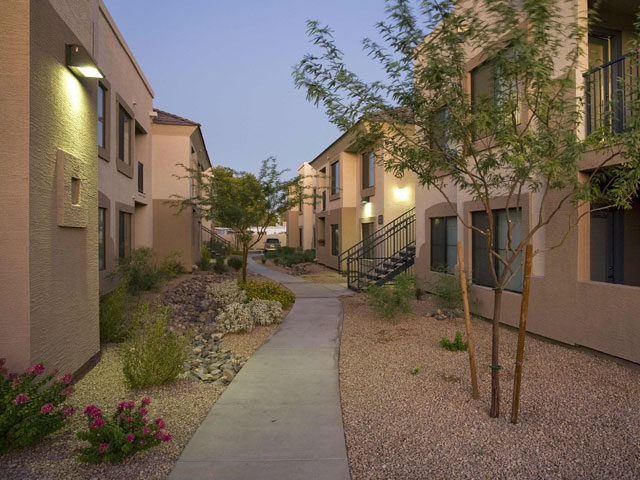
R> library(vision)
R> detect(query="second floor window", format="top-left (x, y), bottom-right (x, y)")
top-left (98, 84), bottom-right (106, 149)
top-left (330, 161), bottom-right (339, 195)
top-left (118, 104), bottom-right (131, 165)
top-left (138, 162), bottom-right (144, 193)
top-left (362, 152), bottom-right (375, 189)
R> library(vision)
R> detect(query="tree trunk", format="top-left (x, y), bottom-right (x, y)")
top-left (490, 288), bottom-right (503, 418)
top-left (457, 242), bottom-right (479, 399)
top-left (511, 244), bottom-right (533, 424)
top-left (241, 245), bottom-right (249, 283)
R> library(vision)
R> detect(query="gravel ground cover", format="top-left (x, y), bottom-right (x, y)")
top-left (340, 293), bottom-right (640, 480)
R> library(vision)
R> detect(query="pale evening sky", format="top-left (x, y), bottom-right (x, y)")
top-left (104, 0), bottom-right (392, 177)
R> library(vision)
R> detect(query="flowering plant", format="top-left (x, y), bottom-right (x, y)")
top-left (76, 397), bottom-right (171, 463)
top-left (0, 358), bottom-right (74, 454)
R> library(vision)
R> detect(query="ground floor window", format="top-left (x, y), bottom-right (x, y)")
top-left (331, 224), bottom-right (339, 256)
top-left (590, 197), bottom-right (640, 287)
top-left (118, 211), bottom-right (131, 259)
top-left (99, 208), bottom-right (106, 270)
top-left (472, 208), bottom-right (522, 292)
top-left (430, 216), bottom-right (457, 274)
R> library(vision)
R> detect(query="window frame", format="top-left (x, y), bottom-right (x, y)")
top-left (118, 210), bottom-right (132, 259)
top-left (362, 152), bottom-right (375, 189)
top-left (98, 207), bottom-right (106, 271)
top-left (331, 224), bottom-right (339, 256)
top-left (116, 95), bottom-right (134, 178)
top-left (97, 79), bottom-right (110, 161)
top-left (430, 216), bottom-right (457, 274)
top-left (330, 161), bottom-right (340, 196)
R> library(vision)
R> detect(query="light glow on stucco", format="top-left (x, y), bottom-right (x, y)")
top-left (362, 201), bottom-right (373, 218)
top-left (394, 186), bottom-right (410, 202)
top-left (64, 70), bottom-right (85, 115)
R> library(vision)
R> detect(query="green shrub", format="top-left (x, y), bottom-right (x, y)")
top-left (440, 331), bottom-right (468, 351)
top-left (239, 280), bottom-right (295, 309)
top-left (213, 256), bottom-right (227, 274)
top-left (116, 248), bottom-right (163, 295)
top-left (160, 252), bottom-right (184, 279)
top-left (99, 283), bottom-right (132, 343)
top-left (365, 274), bottom-right (414, 319)
top-left (199, 247), bottom-right (211, 272)
top-left (302, 249), bottom-right (316, 262)
top-left (76, 397), bottom-right (171, 463)
top-left (0, 359), bottom-right (74, 454)
top-left (122, 304), bottom-right (189, 389)
top-left (430, 270), bottom-right (472, 310)
top-left (280, 246), bottom-right (295, 255)
top-left (227, 255), bottom-right (243, 271)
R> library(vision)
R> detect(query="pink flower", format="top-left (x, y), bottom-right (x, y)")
top-left (138, 440), bottom-right (147, 446)
top-left (140, 397), bottom-right (151, 406)
top-left (142, 418), bottom-right (148, 424)
top-left (126, 434), bottom-right (135, 443)
top-left (125, 416), bottom-right (133, 423)
top-left (138, 407), bottom-right (148, 416)
top-left (162, 433), bottom-right (172, 442)
top-left (98, 442), bottom-right (110, 453)
top-left (40, 403), bottom-right (55, 414)
top-left (13, 393), bottom-right (29, 405)
top-left (154, 418), bottom-right (166, 430)
top-left (83, 405), bottom-right (102, 418)
top-left (62, 386), bottom-right (74, 397)
top-left (26, 363), bottom-right (45, 375)
top-left (11, 377), bottom-right (20, 388)
top-left (60, 373), bottom-right (72, 385)
top-left (0, 358), bottom-right (5, 367)
top-left (62, 406), bottom-right (75, 418)
top-left (90, 418), bottom-right (105, 429)
top-left (142, 426), bottom-right (150, 435)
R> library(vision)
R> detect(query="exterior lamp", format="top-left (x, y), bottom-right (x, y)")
top-left (66, 44), bottom-right (103, 78)
top-left (361, 196), bottom-right (370, 204)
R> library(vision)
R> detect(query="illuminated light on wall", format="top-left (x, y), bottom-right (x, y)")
top-left (66, 44), bottom-right (103, 78)
top-left (394, 186), bottom-right (410, 201)
top-left (362, 201), bottom-right (373, 218)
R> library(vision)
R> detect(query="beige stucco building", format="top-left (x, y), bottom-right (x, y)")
top-left (0, 0), bottom-right (154, 374)
top-left (151, 109), bottom-right (212, 270)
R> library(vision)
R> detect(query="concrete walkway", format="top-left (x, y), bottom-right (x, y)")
top-left (169, 259), bottom-right (353, 480)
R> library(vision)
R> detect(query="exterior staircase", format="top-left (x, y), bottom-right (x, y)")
top-left (340, 208), bottom-right (416, 291)
top-left (201, 225), bottom-right (231, 257)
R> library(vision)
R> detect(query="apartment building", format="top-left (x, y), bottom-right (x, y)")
top-left (287, 162), bottom-right (316, 250)
top-left (151, 109), bottom-right (211, 270)
top-left (0, 0), bottom-right (154, 374)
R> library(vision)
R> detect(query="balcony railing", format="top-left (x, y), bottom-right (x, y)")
top-left (584, 50), bottom-right (640, 135)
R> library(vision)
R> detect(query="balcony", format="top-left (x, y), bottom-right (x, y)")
top-left (584, 50), bottom-right (640, 135)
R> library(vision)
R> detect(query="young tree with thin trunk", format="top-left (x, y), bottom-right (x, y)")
top-left (294, 0), bottom-right (640, 417)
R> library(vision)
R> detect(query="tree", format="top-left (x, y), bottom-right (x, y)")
top-left (294, 0), bottom-right (640, 417)
top-left (175, 157), bottom-right (301, 282)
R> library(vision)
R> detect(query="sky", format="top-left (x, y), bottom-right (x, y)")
top-left (104, 0), bottom-right (392, 177)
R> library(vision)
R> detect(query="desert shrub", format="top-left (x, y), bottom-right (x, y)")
top-left (265, 248), bottom-right (315, 266)
top-left (440, 331), bottom-right (468, 351)
top-left (239, 280), bottom-right (295, 309)
top-left (199, 247), bottom-right (211, 271)
top-left (122, 304), bottom-right (189, 390)
top-left (76, 397), bottom-right (171, 463)
top-left (203, 281), bottom-right (247, 311)
top-left (302, 249), bottom-right (316, 261)
top-left (430, 270), bottom-right (473, 310)
top-left (0, 359), bottom-right (75, 454)
top-left (365, 274), bottom-right (414, 319)
top-left (249, 299), bottom-right (283, 326)
top-left (227, 256), bottom-right (243, 271)
top-left (216, 302), bottom-right (254, 333)
top-left (212, 256), bottom-right (227, 274)
top-left (160, 252), bottom-right (184, 279)
top-left (280, 246), bottom-right (295, 255)
top-left (99, 283), bottom-right (132, 343)
top-left (116, 248), bottom-right (163, 295)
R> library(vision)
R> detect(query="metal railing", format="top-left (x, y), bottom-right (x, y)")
top-left (343, 208), bottom-right (416, 291)
top-left (585, 50), bottom-right (640, 135)
top-left (201, 225), bottom-right (231, 256)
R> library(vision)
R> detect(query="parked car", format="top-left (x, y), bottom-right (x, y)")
top-left (263, 238), bottom-right (281, 253)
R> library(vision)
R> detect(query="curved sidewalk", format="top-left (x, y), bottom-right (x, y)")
top-left (169, 260), bottom-right (353, 480)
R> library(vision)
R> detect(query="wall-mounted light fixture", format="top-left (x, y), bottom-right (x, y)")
top-left (361, 196), bottom-right (370, 204)
top-left (66, 44), bottom-right (104, 79)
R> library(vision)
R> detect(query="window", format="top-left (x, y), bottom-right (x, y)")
top-left (98, 208), bottom-right (106, 271)
top-left (312, 187), bottom-right (317, 212)
top-left (590, 198), bottom-right (640, 286)
top-left (330, 161), bottom-right (339, 195)
top-left (431, 216), bottom-right (457, 274)
top-left (118, 104), bottom-right (132, 165)
top-left (430, 108), bottom-right (457, 155)
top-left (331, 224), bottom-right (339, 256)
top-left (137, 162), bottom-right (144, 193)
top-left (98, 83), bottom-right (106, 149)
top-left (362, 152), bottom-right (375, 189)
top-left (472, 209), bottom-right (522, 292)
top-left (118, 211), bottom-right (131, 259)
top-left (299, 228), bottom-right (303, 248)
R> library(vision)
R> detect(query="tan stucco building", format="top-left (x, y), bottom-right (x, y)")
top-left (151, 109), bottom-right (212, 270)
top-left (0, 0), bottom-right (154, 374)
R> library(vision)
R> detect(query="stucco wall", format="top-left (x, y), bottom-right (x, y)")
top-left (0, 0), bottom-right (32, 372)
